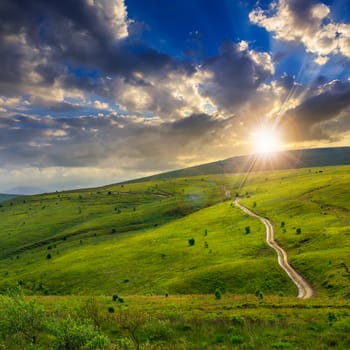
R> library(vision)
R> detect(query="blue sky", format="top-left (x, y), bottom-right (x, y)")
top-left (0, 0), bottom-right (350, 192)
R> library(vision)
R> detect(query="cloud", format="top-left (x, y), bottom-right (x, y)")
top-left (0, 0), bottom-right (178, 103)
top-left (199, 41), bottom-right (274, 113)
top-left (249, 0), bottom-right (350, 64)
top-left (0, 112), bottom-right (239, 172)
top-left (94, 100), bottom-right (109, 110)
top-left (281, 80), bottom-right (350, 141)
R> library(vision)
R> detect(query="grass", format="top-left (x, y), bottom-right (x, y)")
top-left (239, 164), bottom-right (350, 297)
top-left (1, 163), bottom-right (350, 348)
top-left (1, 293), bottom-right (350, 349)
top-left (1, 165), bottom-right (350, 297)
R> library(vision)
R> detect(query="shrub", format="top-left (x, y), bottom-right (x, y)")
top-left (188, 238), bottom-right (195, 246)
top-left (230, 335), bottom-right (244, 345)
top-left (108, 307), bottom-right (115, 313)
top-left (112, 294), bottom-right (118, 301)
top-left (78, 297), bottom-right (102, 327)
top-left (0, 293), bottom-right (44, 346)
top-left (296, 228), bottom-right (301, 234)
top-left (215, 335), bottom-right (224, 343)
top-left (47, 253), bottom-right (52, 259)
top-left (142, 320), bottom-right (174, 342)
top-left (214, 288), bottom-right (222, 300)
top-left (245, 226), bottom-right (250, 234)
top-left (47, 315), bottom-right (109, 350)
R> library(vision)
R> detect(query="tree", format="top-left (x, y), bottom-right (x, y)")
top-left (188, 238), bottom-right (195, 246)
top-left (214, 289), bottom-right (222, 300)
top-left (245, 226), bottom-right (250, 234)
top-left (0, 292), bottom-right (44, 346)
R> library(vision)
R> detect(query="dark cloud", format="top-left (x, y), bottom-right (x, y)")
top-left (0, 0), bottom-right (184, 100)
top-left (0, 113), bottom-right (236, 170)
top-left (200, 42), bottom-right (274, 112)
top-left (281, 80), bottom-right (350, 141)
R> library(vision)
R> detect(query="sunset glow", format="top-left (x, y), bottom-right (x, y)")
top-left (252, 128), bottom-right (281, 154)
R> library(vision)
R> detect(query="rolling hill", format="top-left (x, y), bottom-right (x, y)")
top-left (1, 149), bottom-right (350, 349)
top-left (0, 160), bottom-right (349, 298)
top-left (126, 146), bottom-right (350, 182)
top-left (0, 194), bottom-right (19, 202)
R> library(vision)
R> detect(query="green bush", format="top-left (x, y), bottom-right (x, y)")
top-left (214, 288), bottom-right (222, 300)
top-left (0, 294), bottom-right (44, 346)
top-left (230, 335), bottom-right (244, 345)
top-left (47, 315), bottom-right (109, 350)
top-left (188, 238), bottom-right (195, 246)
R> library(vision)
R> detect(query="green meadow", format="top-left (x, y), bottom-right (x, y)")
top-left (1, 164), bottom-right (350, 348)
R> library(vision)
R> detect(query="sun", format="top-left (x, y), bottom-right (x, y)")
top-left (251, 128), bottom-right (281, 154)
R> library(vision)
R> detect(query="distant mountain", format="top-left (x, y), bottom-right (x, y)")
top-left (126, 147), bottom-right (350, 182)
top-left (0, 194), bottom-right (19, 202)
top-left (3, 186), bottom-right (46, 195)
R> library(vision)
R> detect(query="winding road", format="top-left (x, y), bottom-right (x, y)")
top-left (234, 198), bottom-right (314, 299)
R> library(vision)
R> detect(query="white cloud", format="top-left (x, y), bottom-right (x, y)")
top-left (94, 100), bottom-right (109, 109)
top-left (86, 0), bottom-right (129, 40)
top-left (249, 0), bottom-right (350, 64)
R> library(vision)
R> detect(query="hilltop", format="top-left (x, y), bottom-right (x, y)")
top-left (125, 146), bottom-right (350, 182)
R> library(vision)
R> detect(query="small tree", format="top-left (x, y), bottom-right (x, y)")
top-left (245, 226), bottom-right (250, 234)
top-left (47, 253), bottom-right (52, 259)
top-left (0, 293), bottom-right (44, 346)
top-left (214, 288), bottom-right (222, 300)
top-left (188, 238), bottom-right (195, 246)
top-left (296, 228), bottom-right (301, 234)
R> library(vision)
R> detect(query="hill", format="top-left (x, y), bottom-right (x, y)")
top-left (126, 146), bottom-right (350, 182)
top-left (0, 193), bottom-right (19, 202)
top-left (0, 164), bottom-right (349, 298)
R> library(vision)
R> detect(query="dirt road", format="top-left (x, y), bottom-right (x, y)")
top-left (235, 198), bottom-right (314, 299)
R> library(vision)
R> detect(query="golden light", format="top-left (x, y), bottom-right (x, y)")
top-left (251, 128), bottom-right (281, 154)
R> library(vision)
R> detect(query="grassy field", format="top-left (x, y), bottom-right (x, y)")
top-left (1, 293), bottom-right (350, 349)
top-left (240, 164), bottom-right (350, 297)
top-left (0, 177), bottom-right (294, 296)
top-left (1, 165), bottom-right (350, 298)
top-left (1, 164), bottom-right (350, 348)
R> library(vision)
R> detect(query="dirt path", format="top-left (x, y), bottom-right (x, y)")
top-left (234, 198), bottom-right (314, 299)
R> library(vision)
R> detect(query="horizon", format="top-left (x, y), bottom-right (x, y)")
top-left (3, 144), bottom-right (350, 195)
top-left (1, 0), bottom-right (350, 192)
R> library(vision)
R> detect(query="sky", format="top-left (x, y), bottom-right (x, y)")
top-left (1, 0), bottom-right (350, 193)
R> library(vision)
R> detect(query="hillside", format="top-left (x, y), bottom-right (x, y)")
top-left (0, 194), bottom-right (19, 202)
top-left (0, 163), bottom-right (350, 298)
top-left (126, 146), bottom-right (350, 182)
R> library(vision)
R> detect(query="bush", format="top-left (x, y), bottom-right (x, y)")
top-left (188, 238), bottom-right (195, 246)
top-left (245, 226), bottom-right (250, 234)
top-left (0, 294), bottom-right (44, 346)
top-left (214, 288), bottom-right (222, 300)
top-left (112, 294), bottom-right (118, 301)
top-left (296, 228), bottom-right (301, 234)
top-left (230, 335), bottom-right (244, 345)
top-left (78, 297), bottom-right (102, 327)
top-left (47, 315), bottom-right (109, 350)
top-left (215, 335), bottom-right (224, 343)
top-left (47, 253), bottom-right (52, 259)
top-left (142, 320), bottom-right (174, 342)
top-left (108, 307), bottom-right (115, 313)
